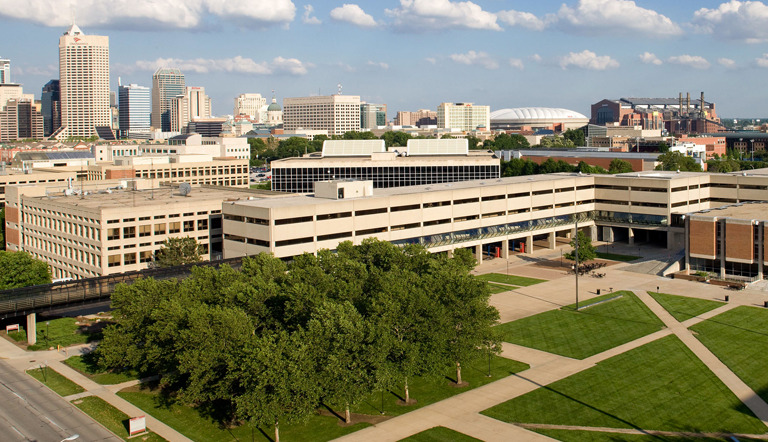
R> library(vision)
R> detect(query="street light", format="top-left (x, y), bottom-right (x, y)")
top-left (574, 218), bottom-right (579, 311)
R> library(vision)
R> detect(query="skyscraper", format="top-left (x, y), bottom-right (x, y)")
top-left (151, 68), bottom-right (185, 132)
top-left (41, 80), bottom-right (61, 136)
top-left (283, 94), bottom-right (361, 136)
top-left (437, 102), bottom-right (490, 131)
top-left (58, 24), bottom-right (111, 139)
top-left (118, 83), bottom-right (151, 139)
top-left (0, 57), bottom-right (9, 84)
top-left (234, 93), bottom-right (266, 120)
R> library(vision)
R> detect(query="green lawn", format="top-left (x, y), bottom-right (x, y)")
top-left (72, 396), bottom-right (166, 441)
top-left (117, 356), bottom-right (528, 442)
top-left (495, 291), bottom-right (665, 359)
top-left (475, 273), bottom-right (546, 287)
top-left (482, 335), bottom-right (766, 434)
top-left (350, 356), bottom-right (529, 417)
top-left (690, 306), bottom-right (768, 404)
top-left (486, 282), bottom-right (516, 294)
top-left (648, 291), bottom-right (725, 323)
top-left (27, 366), bottom-right (85, 396)
top-left (64, 355), bottom-right (139, 385)
top-left (533, 428), bottom-right (756, 441)
top-left (399, 426), bottom-right (481, 441)
top-left (595, 252), bottom-right (641, 262)
top-left (9, 317), bottom-right (103, 351)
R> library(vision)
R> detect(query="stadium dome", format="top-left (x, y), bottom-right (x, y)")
top-left (490, 107), bottom-right (588, 131)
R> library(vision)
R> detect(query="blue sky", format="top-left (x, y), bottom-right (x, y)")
top-left (2, 0), bottom-right (768, 118)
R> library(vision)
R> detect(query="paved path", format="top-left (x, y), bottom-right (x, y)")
top-left (0, 336), bottom-right (191, 442)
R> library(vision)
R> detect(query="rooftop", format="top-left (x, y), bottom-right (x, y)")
top-left (491, 108), bottom-right (588, 121)
top-left (689, 201), bottom-right (768, 220)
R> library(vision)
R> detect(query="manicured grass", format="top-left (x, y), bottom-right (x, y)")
top-left (648, 291), bottom-right (725, 323)
top-left (690, 306), bottom-right (768, 404)
top-left (595, 252), bottom-right (641, 262)
top-left (483, 335), bottom-right (766, 434)
top-left (72, 396), bottom-right (166, 441)
top-left (475, 273), bottom-right (546, 287)
top-left (117, 356), bottom-right (528, 442)
top-left (495, 291), bottom-right (665, 359)
top-left (118, 387), bottom-right (369, 442)
top-left (64, 355), bottom-right (139, 385)
top-left (10, 317), bottom-right (103, 351)
top-left (351, 355), bottom-right (529, 418)
top-left (532, 428), bottom-right (755, 441)
top-left (27, 366), bottom-right (85, 396)
top-left (486, 282), bottom-right (516, 294)
top-left (399, 426), bottom-right (481, 441)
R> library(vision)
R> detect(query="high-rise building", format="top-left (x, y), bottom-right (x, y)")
top-left (437, 102), bottom-right (490, 131)
top-left (360, 103), bottom-right (386, 129)
top-left (58, 24), bottom-right (111, 139)
top-left (234, 93), bottom-right (266, 120)
top-left (186, 86), bottom-right (211, 121)
top-left (41, 80), bottom-right (61, 136)
top-left (118, 83), bottom-right (150, 139)
top-left (394, 109), bottom-right (437, 127)
top-left (0, 57), bottom-right (10, 84)
top-left (151, 68), bottom-right (185, 131)
top-left (283, 94), bottom-right (361, 136)
top-left (0, 98), bottom-right (44, 141)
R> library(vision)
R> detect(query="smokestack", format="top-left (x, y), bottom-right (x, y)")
top-left (679, 93), bottom-right (683, 118)
top-left (686, 93), bottom-right (690, 116)
top-left (700, 91), bottom-right (705, 119)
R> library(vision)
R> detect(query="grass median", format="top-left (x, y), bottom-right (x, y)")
top-left (27, 366), bottom-right (84, 396)
top-left (72, 396), bottom-right (166, 441)
top-left (648, 291), bottom-right (725, 322)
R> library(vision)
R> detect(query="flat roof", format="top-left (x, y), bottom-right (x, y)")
top-left (509, 149), bottom-right (659, 160)
top-left (271, 151), bottom-right (497, 166)
top-left (690, 201), bottom-right (768, 220)
top-left (26, 186), bottom-right (292, 210)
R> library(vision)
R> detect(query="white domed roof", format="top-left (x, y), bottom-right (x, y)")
top-left (490, 107), bottom-right (588, 121)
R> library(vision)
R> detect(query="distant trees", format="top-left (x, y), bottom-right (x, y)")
top-left (655, 151), bottom-right (702, 172)
top-left (97, 239), bottom-right (500, 439)
top-left (0, 251), bottom-right (51, 289)
top-left (501, 158), bottom-right (608, 177)
top-left (608, 159), bottom-right (633, 174)
top-left (486, 133), bottom-right (529, 150)
top-left (562, 129), bottom-right (585, 147)
top-left (153, 237), bottom-right (203, 268)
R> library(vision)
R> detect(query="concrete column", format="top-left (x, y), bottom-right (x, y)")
top-left (719, 221), bottom-right (726, 278)
top-left (526, 235), bottom-right (534, 254)
top-left (26, 313), bottom-right (36, 346)
top-left (758, 223), bottom-right (764, 280)
top-left (446, 249), bottom-right (454, 259)
top-left (501, 239), bottom-right (509, 259)
top-left (683, 217), bottom-right (690, 273)
top-left (475, 245), bottom-right (483, 264)
top-left (548, 232), bottom-right (556, 250)
top-left (628, 227), bottom-right (635, 245)
top-left (603, 226), bottom-right (615, 242)
top-left (589, 225), bottom-right (598, 241)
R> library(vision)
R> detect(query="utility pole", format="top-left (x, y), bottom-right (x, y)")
top-left (575, 218), bottom-right (579, 311)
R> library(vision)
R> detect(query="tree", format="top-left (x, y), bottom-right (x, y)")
top-left (563, 128), bottom-right (585, 147)
top-left (564, 231), bottom-right (597, 265)
top-left (0, 251), bottom-right (51, 289)
top-left (466, 135), bottom-right (481, 149)
top-left (342, 131), bottom-right (378, 140)
top-left (655, 151), bottom-right (702, 172)
top-left (247, 138), bottom-right (267, 166)
top-left (658, 141), bottom-right (670, 153)
top-left (493, 133), bottom-right (529, 150)
top-left (153, 237), bottom-right (203, 268)
top-left (380, 131), bottom-right (412, 148)
top-left (608, 158), bottom-right (633, 174)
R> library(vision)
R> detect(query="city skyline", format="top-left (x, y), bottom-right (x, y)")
top-left (2, 0), bottom-right (768, 118)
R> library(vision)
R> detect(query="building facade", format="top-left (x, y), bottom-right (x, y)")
top-left (0, 99), bottom-right (44, 141)
top-left (118, 83), bottom-right (151, 139)
top-left (394, 109), bottom-right (437, 127)
top-left (234, 93), bottom-right (266, 120)
top-left (360, 103), bottom-right (386, 129)
top-left (151, 68), bottom-right (185, 132)
top-left (437, 102), bottom-right (490, 131)
top-left (58, 24), bottom-right (111, 139)
top-left (0, 57), bottom-right (9, 84)
top-left (41, 80), bottom-right (61, 137)
top-left (283, 94), bottom-right (361, 136)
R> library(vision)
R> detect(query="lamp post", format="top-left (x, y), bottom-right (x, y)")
top-left (751, 139), bottom-right (755, 163)
top-left (575, 218), bottom-right (579, 311)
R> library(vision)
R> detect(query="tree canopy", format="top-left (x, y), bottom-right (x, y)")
top-left (0, 251), bottom-right (51, 289)
top-left (153, 237), bottom-right (203, 268)
top-left (608, 159), bottom-right (633, 174)
top-left (564, 231), bottom-right (597, 264)
top-left (97, 239), bottom-right (499, 438)
top-left (655, 151), bottom-right (702, 172)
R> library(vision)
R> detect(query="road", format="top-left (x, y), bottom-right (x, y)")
top-left (0, 359), bottom-right (120, 442)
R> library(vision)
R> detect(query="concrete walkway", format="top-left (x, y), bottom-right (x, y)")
top-left (0, 336), bottom-right (191, 442)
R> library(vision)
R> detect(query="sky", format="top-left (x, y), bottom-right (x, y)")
top-left (2, 0), bottom-right (768, 119)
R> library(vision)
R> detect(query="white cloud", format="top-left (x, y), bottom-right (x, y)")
top-left (425, 57), bottom-right (437, 64)
top-left (450, 51), bottom-right (499, 70)
top-left (509, 58), bottom-right (525, 70)
top-left (0, 0), bottom-right (296, 29)
top-left (134, 56), bottom-right (309, 75)
top-left (367, 61), bottom-right (390, 70)
top-left (667, 55), bottom-right (710, 70)
top-left (554, 0), bottom-right (682, 36)
top-left (639, 52), bottom-right (662, 65)
top-left (559, 50), bottom-right (619, 70)
top-left (755, 53), bottom-right (768, 67)
top-left (718, 57), bottom-right (736, 68)
top-left (386, 0), bottom-right (501, 31)
top-left (530, 54), bottom-right (543, 63)
top-left (302, 5), bottom-right (321, 24)
top-left (497, 9), bottom-right (547, 31)
top-left (693, 1), bottom-right (768, 43)
top-left (330, 4), bottom-right (377, 27)
top-left (13, 64), bottom-right (57, 77)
